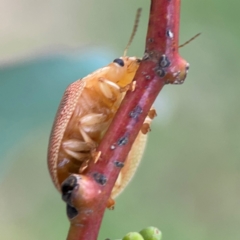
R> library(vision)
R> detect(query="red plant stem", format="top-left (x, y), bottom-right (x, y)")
top-left (66, 0), bottom-right (188, 239)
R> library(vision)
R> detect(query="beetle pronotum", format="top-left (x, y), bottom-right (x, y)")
top-left (47, 8), bottom-right (156, 206)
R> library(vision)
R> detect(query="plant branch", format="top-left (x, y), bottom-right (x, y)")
top-left (65, 0), bottom-right (188, 239)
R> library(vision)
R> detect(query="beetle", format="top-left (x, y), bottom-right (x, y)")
top-left (47, 8), bottom-right (156, 206)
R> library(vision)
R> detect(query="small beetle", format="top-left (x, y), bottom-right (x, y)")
top-left (47, 8), bottom-right (155, 205)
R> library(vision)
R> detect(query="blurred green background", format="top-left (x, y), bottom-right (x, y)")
top-left (0, 0), bottom-right (240, 239)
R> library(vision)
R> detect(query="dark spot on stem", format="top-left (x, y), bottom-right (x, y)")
top-left (156, 68), bottom-right (166, 77)
top-left (61, 175), bottom-right (78, 205)
top-left (66, 204), bottom-right (78, 219)
top-left (143, 52), bottom-right (150, 60)
top-left (93, 172), bottom-right (107, 186)
top-left (159, 55), bottom-right (171, 68)
top-left (129, 105), bottom-right (143, 119)
top-left (114, 161), bottom-right (124, 168)
top-left (117, 136), bottom-right (128, 146)
top-left (166, 29), bottom-right (173, 38)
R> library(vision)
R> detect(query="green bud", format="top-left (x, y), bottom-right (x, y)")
top-left (122, 232), bottom-right (144, 240)
top-left (139, 226), bottom-right (162, 240)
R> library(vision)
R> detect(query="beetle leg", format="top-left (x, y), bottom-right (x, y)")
top-left (79, 126), bottom-right (95, 144)
top-left (106, 171), bottom-right (123, 209)
top-left (79, 159), bottom-right (90, 173)
top-left (93, 151), bottom-right (102, 163)
top-left (62, 139), bottom-right (92, 161)
top-left (79, 113), bottom-right (107, 143)
top-left (148, 107), bottom-right (157, 119)
top-left (79, 113), bottom-right (108, 133)
top-left (80, 113), bottom-right (107, 127)
top-left (106, 197), bottom-right (115, 210)
top-left (120, 80), bottom-right (136, 92)
top-left (63, 114), bottom-right (104, 162)
top-left (141, 107), bottom-right (156, 134)
top-left (63, 148), bottom-right (91, 161)
top-left (98, 77), bottom-right (136, 98)
top-left (141, 121), bottom-right (151, 134)
top-left (130, 80), bottom-right (136, 92)
top-left (63, 139), bottom-right (93, 151)
top-left (98, 77), bottom-right (120, 99)
top-left (78, 149), bottom-right (101, 173)
top-left (78, 114), bottom-right (106, 168)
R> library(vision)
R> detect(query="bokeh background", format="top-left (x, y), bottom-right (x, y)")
top-left (0, 0), bottom-right (239, 239)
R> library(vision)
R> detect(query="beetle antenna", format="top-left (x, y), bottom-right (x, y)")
top-left (179, 33), bottom-right (201, 48)
top-left (123, 8), bottom-right (142, 57)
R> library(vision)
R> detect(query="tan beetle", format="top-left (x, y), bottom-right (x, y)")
top-left (47, 9), bottom-right (156, 206)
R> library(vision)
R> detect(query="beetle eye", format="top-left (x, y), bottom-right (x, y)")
top-left (113, 58), bottom-right (124, 67)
